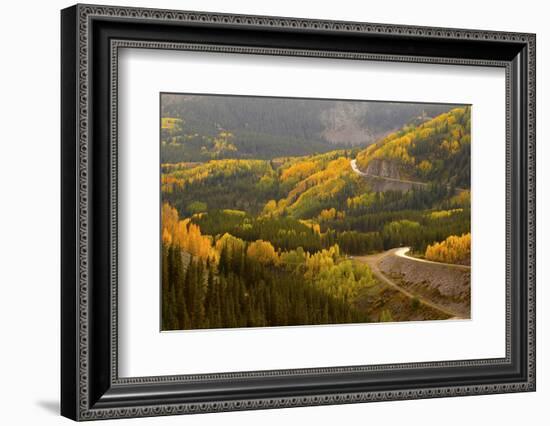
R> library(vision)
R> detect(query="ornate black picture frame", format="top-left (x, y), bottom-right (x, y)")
top-left (61, 4), bottom-right (536, 421)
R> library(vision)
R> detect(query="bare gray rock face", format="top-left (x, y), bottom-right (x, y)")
top-left (364, 158), bottom-right (401, 179)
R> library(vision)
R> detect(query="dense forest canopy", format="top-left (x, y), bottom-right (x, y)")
top-left (355, 106), bottom-right (471, 188)
top-left (161, 93), bottom-right (461, 163)
top-left (160, 95), bottom-right (471, 330)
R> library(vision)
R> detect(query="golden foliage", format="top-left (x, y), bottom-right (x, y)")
top-left (440, 139), bottom-right (461, 154)
top-left (222, 209), bottom-right (246, 216)
top-left (161, 202), bottom-right (214, 260)
top-left (200, 130), bottom-right (237, 158)
top-left (319, 208), bottom-right (336, 221)
top-left (161, 162), bottom-right (202, 174)
top-left (161, 159), bottom-right (272, 194)
top-left (278, 157), bottom-right (352, 216)
top-left (303, 245), bottom-right (340, 278)
top-left (161, 117), bottom-right (182, 130)
top-left (280, 160), bottom-right (318, 182)
top-left (298, 219), bottom-right (321, 234)
top-left (449, 190), bottom-right (471, 207)
top-left (418, 160), bottom-right (432, 173)
top-left (161, 202), bottom-right (179, 237)
top-left (262, 200), bottom-right (278, 216)
top-left (425, 233), bottom-right (471, 264)
top-left (161, 175), bottom-right (184, 193)
top-left (215, 233), bottom-right (246, 257)
top-left (246, 240), bottom-right (279, 265)
top-left (355, 106), bottom-right (470, 172)
top-left (317, 208), bottom-right (345, 222)
top-left (346, 192), bottom-right (376, 210)
top-left (428, 208), bottom-right (463, 220)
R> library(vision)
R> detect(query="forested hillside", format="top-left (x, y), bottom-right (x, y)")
top-left (355, 106), bottom-right (471, 188)
top-left (161, 204), bottom-right (376, 329)
top-left (161, 93), bottom-right (459, 163)
top-left (160, 99), bottom-right (471, 329)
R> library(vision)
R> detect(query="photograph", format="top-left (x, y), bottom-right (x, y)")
top-left (160, 94), bottom-right (472, 330)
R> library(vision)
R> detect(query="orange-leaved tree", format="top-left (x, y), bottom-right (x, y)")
top-left (425, 233), bottom-right (471, 265)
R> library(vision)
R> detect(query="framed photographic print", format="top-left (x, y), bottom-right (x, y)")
top-left (61, 4), bottom-right (536, 421)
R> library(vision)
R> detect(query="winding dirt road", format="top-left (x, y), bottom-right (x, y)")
top-left (350, 159), bottom-right (428, 188)
top-left (394, 247), bottom-right (471, 271)
top-left (354, 248), bottom-right (465, 319)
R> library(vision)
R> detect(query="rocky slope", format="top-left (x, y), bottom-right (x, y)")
top-left (378, 253), bottom-right (471, 318)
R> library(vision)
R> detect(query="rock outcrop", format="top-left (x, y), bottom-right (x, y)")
top-left (378, 254), bottom-right (471, 318)
top-left (364, 159), bottom-right (401, 179)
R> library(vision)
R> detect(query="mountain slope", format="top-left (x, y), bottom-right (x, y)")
top-left (162, 107), bottom-right (471, 225)
top-left (160, 93), bottom-right (460, 162)
top-left (355, 106), bottom-right (471, 188)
